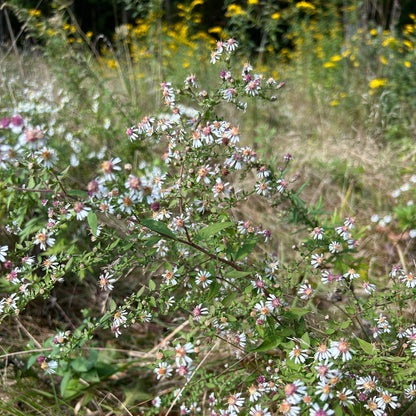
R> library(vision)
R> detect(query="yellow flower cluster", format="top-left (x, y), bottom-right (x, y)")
top-left (225, 4), bottom-right (246, 17)
top-left (296, 1), bottom-right (316, 11)
top-left (369, 78), bottom-right (387, 89)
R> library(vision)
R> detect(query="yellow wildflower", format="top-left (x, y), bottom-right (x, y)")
top-left (296, 1), bottom-right (316, 11)
top-left (29, 9), bottom-right (41, 17)
top-left (86, 31), bottom-right (93, 38)
top-left (403, 39), bottom-right (413, 49)
top-left (107, 59), bottom-right (117, 69)
top-left (330, 55), bottom-right (342, 62)
top-left (190, 0), bottom-right (204, 7)
top-left (369, 78), bottom-right (387, 89)
top-left (248, 0), bottom-right (259, 4)
top-left (379, 55), bottom-right (387, 65)
top-left (271, 13), bottom-right (281, 20)
top-left (330, 100), bottom-right (339, 106)
top-left (404, 61), bottom-right (412, 68)
top-left (208, 26), bottom-right (222, 34)
top-left (370, 29), bottom-right (377, 36)
top-left (340, 93), bottom-right (347, 98)
top-left (323, 62), bottom-right (336, 68)
top-left (225, 4), bottom-right (246, 17)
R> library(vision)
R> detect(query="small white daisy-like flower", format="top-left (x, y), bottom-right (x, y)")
top-left (248, 384), bottom-right (262, 402)
top-left (336, 387), bottom-right (355, 406)
top-left (162, 267), bottom-right (179, 286)
top-left (284, 379), bottom-right (307, 405)
top-left (356, 375), bottom-right (378, 392)
top-left (364, 399), bottom-right (385, 416)
top-left (265, 294), bottom-right (283, 311)
top-left (278, 400), bottom-right (301, 416)
top-left (343, 268), bottom-right (360, 280)
top-left (309, 402), bottom-right (335, 416)
top-left (249, 404), bottom-right (271, 416)
top-left (154, 362), bottom-right (173, 380)
top-left (404, 383), bottom-right (416, 400)
top-left (113, 310), bottom-right (127, 327)
top-left (310, 253), bottom-right (324, 268)
top-left (314, 343), bottom-right (331, 362)
top-left (375, 390), bottom-right (398, 410)
top-left (175, 342), bottom-right (194, 367)
top-left (193, 304), bottom-right (208, 320)
top-left (329, 339), bottom-right (355, 362)
top-left (98, 271), bottom-right (116, 291)
top-left (36, 147), bottom-right (58, 168)
top-left (72, 201), bottom-right (91, 220)
top-left (298, 282), bottom-right (314, 300)
top-left (151, 396), bottom-right (161, 407)
top-left (100, 157), bottom-right (122, 181)
top-left (34, 229), bottom-right (55, 251)
top-left (0, 245), bottom-right (8, 262)
top-left (195, 270), bottom-right (212, 288)
top-left (255, 181), bottom-right (270, 196)
top-left (362, 281), bottom-right (376, 294)
top-left (311, 227), bottom-right (325, 240)
top-left (41, 359), bottom-right (58, 374)
top-left (288, 345), bottom-right (309, 364)
top-left (316, 380), bottom-right (334, 401)
top-left (227, 392), bottom-right (245, 413)
top-left (328, 241), bottom-right (342, 253)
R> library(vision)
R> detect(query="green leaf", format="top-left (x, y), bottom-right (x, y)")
top-left (356, 337), bottom-right (376, 355)
top-left (67, 189), bottom-right (88, 198)
top-left (286, 307), bottom-right (309, 319)
top-left (225, 270), bottom-right (250, 279)
top-left (195, 221), bottom-right (234, 241)
top-left (110, 299), bottom-right (117, 313)
top-left (222, 292), bottom-right (237, 307)
top-left (60, 372), bottom-right (72, 396)
top-left (207, 280), bottom-right (220, 301)
top-left (87, 211), bottom-right (98, 237)
top-left (141, 219), bottom-right (176, 239)
top-left (26, 354), bottom-right (38, 370)
top-left (301, 332), bottom-right (310, 347)
top-left (70, 357), bottom-right (94, 373)
top-left (235, 238), bottom-right (257, 261)
top-left (251, 335), bottom-right (281, 352)
top-left (148, 279), bottom-right (156, 291)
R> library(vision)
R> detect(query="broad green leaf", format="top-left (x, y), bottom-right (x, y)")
top-left (251, 335), bottom-right (281, 352)
top-left (301, 332), bottom-right (310, 347)
top-left (356, 337), bottom-right (376, 355)
top-left (196, 221), bottom-right (234, 240)
top-left (225, 270), bottom-right (250, 279)
top-left (110, 299), bottom-right (117, 313)
top-left (207, 280), bottom-right (220, 301)
top-left (60, 372), bottom-right (72, 396)
top-left (148, 279), bottom-right (156, 291)
top-left (222, 292), bottom-right (237, 307)
top-left (67, 189), bottom-right (88, 198)
top-left (286, 307), bottom-right (309, 319)
top-left (26, 354), bottom-right (38, 370)
top-left (87, 211), bottom-right (98, 236)
top-left (141, 219), bottom-right (176, 239)
top-left (235, 238), bottom-right (257, 261)
top-left (70, 357), bottom-right (94, 373)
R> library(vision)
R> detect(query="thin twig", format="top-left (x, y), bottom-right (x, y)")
top-left (13, 317), bottom-right (42, 349)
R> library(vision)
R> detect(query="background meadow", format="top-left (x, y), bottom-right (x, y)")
top-left (1, 0), bottom-right (416, 415)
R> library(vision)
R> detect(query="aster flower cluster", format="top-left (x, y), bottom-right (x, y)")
top-left (2, 38), bottom-right (416, 416)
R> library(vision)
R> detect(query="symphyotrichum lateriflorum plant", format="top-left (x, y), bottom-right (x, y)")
top-left (1, 38), bottom-right (416, 416)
